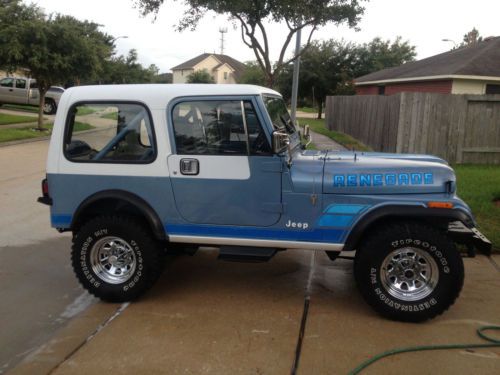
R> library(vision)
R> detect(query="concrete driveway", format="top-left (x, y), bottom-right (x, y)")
top-left (10, 248), bottom-right (500, 375)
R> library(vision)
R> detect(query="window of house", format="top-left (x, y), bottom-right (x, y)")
top-left (172, 100), bottom-right (271, 156)
top-left (486, 84), bottom-right (500, 94)
top-left (224, 72), bottom-right (228, 80)
top-left (64, 102), bottom-right (156, 163)
top-left (378, 86), bottom-right (386, 95)
top-left (15, 79), bottom-right (26, 89)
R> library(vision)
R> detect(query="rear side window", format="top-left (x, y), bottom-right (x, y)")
top-left (64, 102), bottom-right (156, 163)
top-left (171, 99), bottom-right (271, 155)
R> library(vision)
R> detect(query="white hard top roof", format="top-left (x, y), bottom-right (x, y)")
top-left (63, 84), bottom-right (281, 108)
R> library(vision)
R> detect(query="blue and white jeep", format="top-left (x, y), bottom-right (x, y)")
top-left (38, 84), bottom-right (491, 322)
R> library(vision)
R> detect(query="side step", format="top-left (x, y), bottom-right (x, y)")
top-left (218, 246), bottom-right (278, 262)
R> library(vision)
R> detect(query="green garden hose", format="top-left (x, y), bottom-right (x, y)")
top-left (349, 325), bottom-right (500, 375)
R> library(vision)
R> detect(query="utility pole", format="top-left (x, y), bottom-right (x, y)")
top-left (290, 29), bottom-right (301, 125)
top-left (219, 27), bottom-right (228, 55)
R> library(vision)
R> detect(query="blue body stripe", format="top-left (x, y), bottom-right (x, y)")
top-left (318, 215), bottom-right (354, 227)
top-left (324, 204), bottom-right (367, 214)
top-left (166, 224), bottom-right (344, 243)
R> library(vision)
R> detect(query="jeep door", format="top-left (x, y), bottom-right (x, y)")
top-left (167, 97), bottom-right (282, 226)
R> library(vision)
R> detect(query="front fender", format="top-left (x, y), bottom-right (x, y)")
top-left (343, 204), bottom-right (475, 252)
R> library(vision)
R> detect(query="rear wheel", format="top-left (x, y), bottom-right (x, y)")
top-left (72, 215), bottom-right (164, 302)
top-left (43, 99), bottom-right (56, 114)
top-left (354, 221), bottom-right (464, 322)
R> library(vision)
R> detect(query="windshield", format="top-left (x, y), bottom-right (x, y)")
top-left (263, 95), bottom-right (297, 135)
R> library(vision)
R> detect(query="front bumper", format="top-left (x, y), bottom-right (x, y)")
top-left (448, 221), bottom-right (492, 256)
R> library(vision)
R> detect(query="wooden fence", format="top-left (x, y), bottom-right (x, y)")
top-left (325, 93), bottom-right (500, 164)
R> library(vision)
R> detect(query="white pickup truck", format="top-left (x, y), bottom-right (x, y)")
top-left (0, 77), bottom-right (64, 114)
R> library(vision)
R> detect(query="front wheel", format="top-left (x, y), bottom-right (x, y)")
top-left (354, 221), bottom-right (464, 322)
top-left (71, 215), bottom-right (164, 302)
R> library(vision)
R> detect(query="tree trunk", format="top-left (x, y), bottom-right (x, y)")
top-left (317, 99), bottom-right (323, 120)
top-left (37, 91), bottom-right (45, 130)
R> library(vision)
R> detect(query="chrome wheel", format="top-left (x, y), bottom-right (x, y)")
top-left (380, 247), bottom-right (439, 301)
top-left (90, 236), bottom-right (136, 284)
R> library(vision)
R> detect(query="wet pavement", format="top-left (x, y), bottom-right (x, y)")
top-left (10, 250), bottom-right (500, 375)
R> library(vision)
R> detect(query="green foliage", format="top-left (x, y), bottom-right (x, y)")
top-left (0, 1), bottom-right (113, 128)
top-left (454, 165), bottom-right (500, 250)
top-left (136, 0), bottom-right (366, 87)
top-left (0, 113), bottom-right (37, 125)
top-left (276, 37), bottom-right (415, 118)
top-left (238, 61), bottom-right (267, 86)
top-left (460, 27), bottom-right (482, 48)
top-left (353, 36), bottom-right (416, 78)
top-left (186, 69), bottom-right (215, 83)
top-left (97, 50), bottom-right (162, 84)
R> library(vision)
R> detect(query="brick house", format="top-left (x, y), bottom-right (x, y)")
top-left (355, 37), bottom-right (500, 95)
top-left (171, 53), bottom-right (246, 84)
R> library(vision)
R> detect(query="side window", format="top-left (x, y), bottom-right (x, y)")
top-left (64, 103), bottom-right (156, 163)
top-left (171, 100), bottom-right (270, 155)
top-left (0, 78), bottom-right (14, 88)
top-left (15, 79), bottom-right (27, 89)
top-left (30, 81), bottom-right (37, 89)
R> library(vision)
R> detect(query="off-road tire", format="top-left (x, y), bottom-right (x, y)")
top-left (354, 221), bottom-right (464, 322)
top-left (72, 215), bottom-right (164, 302)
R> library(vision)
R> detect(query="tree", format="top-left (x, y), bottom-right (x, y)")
top-left (98, 50), bottom-right (162, 84)
top-left (277, 37), bottom-right (416, 119)
top-left (186, 69), bottom-right (215, 83)
top-left (353, 36), bottom-right (416, 78)
top-left (0, 1), bottom-right (112, 129)
top-left (238, 61), bottom-right (267, 85)
top-left (460, 27), bottom-right (482, 47)
top-left (136, 0), bottom-right (366, 87)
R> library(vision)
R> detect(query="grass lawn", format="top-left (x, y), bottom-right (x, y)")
top-left (298, 117), bottom-right (372, 151)
top-left (0, 122), bottom-right (92, 143)
top-left (101, 112), bottom-right (118, 120)
top-left (455, 165), bottom-right (500, 250)
top-left (76, 107), bottom-right (98, 116)
top-left (1, 104), bottom-right (39, 113)
top-left (0, 113), bottom-right (37, 125)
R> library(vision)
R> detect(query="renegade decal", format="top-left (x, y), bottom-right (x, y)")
top-left (333, 173), bottom-right (433, 187)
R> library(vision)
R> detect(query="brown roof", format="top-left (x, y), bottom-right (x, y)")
top-left (171, 53), bottom-right (247, 79)
top-left (356, 37), bottom-right (500, 84)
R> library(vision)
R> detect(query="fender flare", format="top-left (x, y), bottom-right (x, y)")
top-left (71, 190), bottom-right (166, 240)
top-left (343, 205), bottom-right (474, 252)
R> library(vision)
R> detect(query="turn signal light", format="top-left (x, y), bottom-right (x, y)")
top-left (428, 202), bottom-right (454, 209)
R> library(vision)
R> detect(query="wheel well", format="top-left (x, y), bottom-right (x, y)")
top-left (343, 206), bottom-right (472, 252)
top-left (71, 193), bottom-right (165, 241)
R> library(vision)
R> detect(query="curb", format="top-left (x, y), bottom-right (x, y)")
top-left (0, 134), bottom-right (52, 148)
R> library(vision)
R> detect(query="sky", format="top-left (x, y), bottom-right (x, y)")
top-left (31, 0), bottom-right (500, 74)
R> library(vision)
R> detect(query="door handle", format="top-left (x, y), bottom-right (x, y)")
top-left (9, 88), bottom-right (13, 91)
top-left (180, 158), bottom-right (199, 175)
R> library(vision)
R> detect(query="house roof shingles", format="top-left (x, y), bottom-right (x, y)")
top-left (171, 53), bottom-right (247, 79)
top-left (355, 37), bottom-right (500, 84)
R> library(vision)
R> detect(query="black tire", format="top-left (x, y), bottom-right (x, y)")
top-left (43, 99), bottom-right (56, 114)
top-left (72, 215), bottom-right (164, 302)
top-left (354, 221), bottom-right (464, 322)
